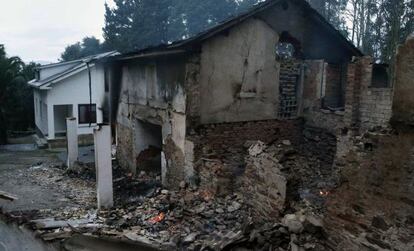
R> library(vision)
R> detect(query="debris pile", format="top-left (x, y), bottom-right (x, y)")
top-left (324, 130), bottom-right (414, 250)
top-left (13, 183), bottom-right (329, 251)
top-left (241, 141), bottom-right (287, 220)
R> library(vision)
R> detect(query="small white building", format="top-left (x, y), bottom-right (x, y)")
top-left (28, 52), bottom-right (117, 141)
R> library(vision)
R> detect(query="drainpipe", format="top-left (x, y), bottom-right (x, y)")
top-left (86, 62), bottom-right (92, 127)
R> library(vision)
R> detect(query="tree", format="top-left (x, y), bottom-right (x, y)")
top-left (0, 45), bottom-right (36, 144)
top-left (60, 36), bottom-right (106, 61)
top-left (344, 0), bottom-right (414, 62)
top-left (308, 0), bottom-right (348, 33)
top-left (81, 37), bottom-right (103, 57)
top-left (103, 0), bottom-right (261, 53)
top-left (60, 42), bottom-right (82, 61)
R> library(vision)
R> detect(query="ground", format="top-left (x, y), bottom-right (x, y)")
top-left (1, 131), bottom-right (414, 251)
top-left (0, 147), bottom-right (95, 213)
top-left (0, 221), bottom-right (56, 251)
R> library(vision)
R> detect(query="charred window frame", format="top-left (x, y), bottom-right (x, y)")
top-left (275, 31), bottom-right (303, 60)
top-left (78, 104), bottom-right (97, 124)
top-left (276, 43), bottom-right (295, 60)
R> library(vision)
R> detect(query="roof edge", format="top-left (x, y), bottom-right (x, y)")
top-left (37, 51), bottom-right (118, 70)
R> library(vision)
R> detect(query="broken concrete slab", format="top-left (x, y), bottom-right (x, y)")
top-left (0, 191), bottom-right (18, 201)
top-left (31, 218), bottom-right (91, 230)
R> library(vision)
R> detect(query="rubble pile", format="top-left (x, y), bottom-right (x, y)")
top-left (324, 130), bottom-right (414, 250)
top-left (241, 141), bottom-right (287, 220)
top-left (13, 185), bottom-right (330, 251)
top-left (195, 125), bottom-right (338, 212)
top-left (4, 126), bottom-right (414, 250)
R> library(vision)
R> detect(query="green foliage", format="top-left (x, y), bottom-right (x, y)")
top-left (103, 0), bottom-right (261, 52)
top-left (308, 0), bottom-right (348, 32)
top-left (0, 45), bottom-right (37, 144)
top-left (60, 36), bottom-right (107, 61)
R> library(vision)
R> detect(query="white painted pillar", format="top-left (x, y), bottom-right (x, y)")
top-left (94, 124), bottom-right (113, 209)
top-left (47, 104), bottom-right (55, 140)
top-left (72, 104), bottom-right (78, 120)
top-left (66, 117), bottom-right (78, 168)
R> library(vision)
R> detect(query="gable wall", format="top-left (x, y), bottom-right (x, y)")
top-left (258, 1), bottom-right (353, 63)
top-left (197, 2), bottom-right (354, 125)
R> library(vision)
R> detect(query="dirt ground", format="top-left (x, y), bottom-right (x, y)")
top-left (0, 147), bottom-right (95, 213)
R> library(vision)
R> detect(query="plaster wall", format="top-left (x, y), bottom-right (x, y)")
top-left (199, 18), bottom-right (280, 124)
top-left (115, 58), bottom-right (189, 188)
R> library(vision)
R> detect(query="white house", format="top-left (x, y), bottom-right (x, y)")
top-left (28, 51), bottom-right (117, 141)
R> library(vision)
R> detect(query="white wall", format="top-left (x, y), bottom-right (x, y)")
top-left (34, 89), bottom-right (48, 136)
top-left (35, 63), bottom-right (106, 139)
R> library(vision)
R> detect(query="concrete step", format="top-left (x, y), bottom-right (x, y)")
top-left (33, 134), bottom-right (48, 149)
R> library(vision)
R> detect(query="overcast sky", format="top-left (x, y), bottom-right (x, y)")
top-left (0, 0), bottom-right (114, 63)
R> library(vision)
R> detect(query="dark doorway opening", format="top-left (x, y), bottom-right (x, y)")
top-left (134, 120), bottom-right (162, 175)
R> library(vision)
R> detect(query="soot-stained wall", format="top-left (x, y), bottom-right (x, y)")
top-left (115, 56), bottom-right (190, 188)
top-left (199, 18), bottom-right (280, 124)
top-left (258, 1), bottom-right (354, 63)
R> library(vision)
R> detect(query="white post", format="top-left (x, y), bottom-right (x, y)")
top-left (66, 117), bottom-right (78, 168)
top-left (47, 105), bottom-right (55, 140)
top-left (94, 124), bottom-right (113, 209)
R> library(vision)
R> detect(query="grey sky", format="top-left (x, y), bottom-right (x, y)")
top-left (0, 0), bottom-right (114, 63)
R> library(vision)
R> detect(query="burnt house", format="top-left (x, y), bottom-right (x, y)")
top-left (106, 0), bottom-right (393, 190)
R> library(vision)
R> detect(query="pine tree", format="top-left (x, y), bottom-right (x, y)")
top-left (103, 0), bottom-right (260, 52)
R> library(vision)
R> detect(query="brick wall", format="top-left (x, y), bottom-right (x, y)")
top-left (359, 88), bottom-right (393, 130)
top-left (185, 55), bottom-right (201, 128)
top-left (278, 60), bottom-right (301, 119)
top-left (393, 36), bottom-right (414, 124)
top-left (344, 56), bottom-right (393, 131)
top-left (302, 60), bottom-right (345, 133)
top-left (344, 60), bottom-right (361, 128)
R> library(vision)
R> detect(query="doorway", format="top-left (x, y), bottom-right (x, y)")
top-left (54, 105), bottom-right (73, 137)
top-left (134, 119), bottom-right (163, 175)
